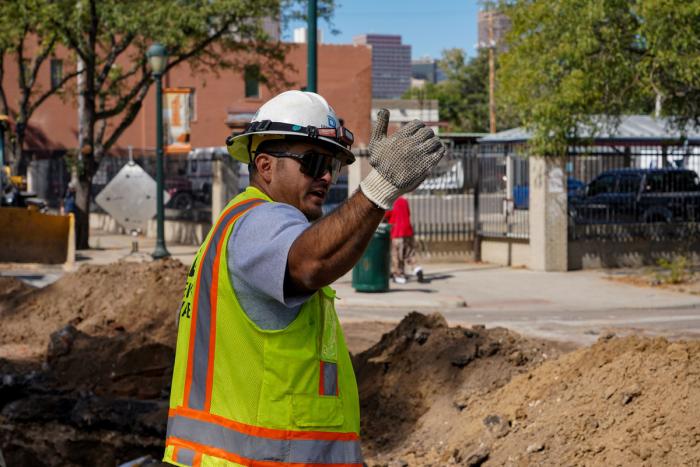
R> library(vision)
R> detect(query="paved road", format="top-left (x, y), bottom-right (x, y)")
top-left (333, 264), bottom-right (700, 345)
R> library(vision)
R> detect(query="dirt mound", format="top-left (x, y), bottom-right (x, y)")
top-left (365, 328), bottom-right (700, 466)
top-left (355, 312), bottom-right (572, 458)
top-left (0, 259), bottom-right (187, 358)
top-left (0, 276), bottom-right (35, 303)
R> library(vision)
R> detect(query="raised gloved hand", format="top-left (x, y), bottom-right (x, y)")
top-left (360, 109), bottom-right (445, 209)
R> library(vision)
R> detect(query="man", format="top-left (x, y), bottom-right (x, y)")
top-left (385, 195), bottom-right (424, 284)
top-left (163, 90), bottom-right (444, 466)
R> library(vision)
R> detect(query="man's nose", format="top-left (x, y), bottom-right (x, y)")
top-left (318, 167), bottom-right (332, 182)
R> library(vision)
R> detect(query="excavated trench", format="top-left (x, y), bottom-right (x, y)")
top-left (1, 262), bottom-right (698, 466)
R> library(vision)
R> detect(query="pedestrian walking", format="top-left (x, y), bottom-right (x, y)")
top-left (385, 195), bottom-right (424, 284)
top-left (163, 90), bottom-right (445, 466)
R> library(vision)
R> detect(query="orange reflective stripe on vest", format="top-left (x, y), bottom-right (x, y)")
top-left (183, 198), bottom-right (264, 411)
top-left (167, 407), bottom-right (363, 466)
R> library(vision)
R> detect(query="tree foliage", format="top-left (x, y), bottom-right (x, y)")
top-left (637, 0), bottom-right (700, 129)
top-left (499, 0), bottom-right (700, 156)
top-left (36, 0), bottom-right (333, 248)
top-left (404, 48), bottom-right (518, 133)
top-left (0, 1), bottom-right (80, 169)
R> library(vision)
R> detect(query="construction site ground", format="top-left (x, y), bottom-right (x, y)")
top-left (1, 229), bottom-right (699, 466)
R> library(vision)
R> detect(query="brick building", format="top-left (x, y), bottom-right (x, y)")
top-left (1, 42), bottom-right (373, 157)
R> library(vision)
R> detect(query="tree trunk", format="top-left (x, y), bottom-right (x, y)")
top-left (74, 167), bottom-right (91, 250)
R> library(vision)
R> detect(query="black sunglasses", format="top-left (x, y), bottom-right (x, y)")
top-left (259, 151), bottom-right (343, 182)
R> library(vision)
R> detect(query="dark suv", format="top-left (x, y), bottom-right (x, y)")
top-left (570, 168), bottom-right (700, 223)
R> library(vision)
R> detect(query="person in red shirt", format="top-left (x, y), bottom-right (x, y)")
top-left (385, 195), bottom-right (425, 284)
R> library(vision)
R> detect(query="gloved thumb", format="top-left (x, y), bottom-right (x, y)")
top-left (370, 108), bottom-right (390, 144)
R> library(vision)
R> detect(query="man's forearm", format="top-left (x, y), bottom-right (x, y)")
top-left (287, 190), bottom-right (385, 293)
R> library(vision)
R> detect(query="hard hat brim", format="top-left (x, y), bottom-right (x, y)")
top-left (227, 130), bottom-right (355, 165)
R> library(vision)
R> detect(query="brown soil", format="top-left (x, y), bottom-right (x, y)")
top-left (362, 326), bottom-right (700, 466)
top-left (0, 258), bottom-right (186, 360)
top-left (1, 261), bottom-right (699, 466)
top-left (354, 312), bottom-right (574, 463)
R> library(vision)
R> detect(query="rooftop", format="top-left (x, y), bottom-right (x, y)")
top-left (479, 115), bottom-right (700, 144)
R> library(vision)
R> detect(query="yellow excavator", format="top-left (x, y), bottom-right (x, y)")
top-left (0, 115), bottom-right (38, 208)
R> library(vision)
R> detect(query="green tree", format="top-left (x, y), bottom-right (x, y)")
top-left (637, 0), bottom-right (700, 129)
top-left (404, 48), bottom-right (518, 133)
top-left (0, 1), bottom-right (80, 172)
top-left (498, 0), bottom-right (687, 156)
top-left (47, 0), bottom-right (333, 248)
top-left (498, 0), bottom-right (648, 155)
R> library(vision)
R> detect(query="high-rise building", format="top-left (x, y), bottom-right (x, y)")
top-left (411, 57), bottom-right (446, 85)
top-left (477, 9), bottom-right (511, 51)
top-left (292, 27), bottom-right (323, 44)
top-left (353, 34), bottom-right (411, 99)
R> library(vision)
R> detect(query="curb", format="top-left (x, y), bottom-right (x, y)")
top-left (335, 294), bottom-right (468, 309)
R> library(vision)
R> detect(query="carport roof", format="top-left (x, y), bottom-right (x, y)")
top-left (479, 115), bottom-right (700, 144)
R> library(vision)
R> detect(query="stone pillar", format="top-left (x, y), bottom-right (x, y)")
top-left (347, 148), bottom-right (371, 197)
top-left (211, 155), bottom-right (240, 224)
top-left (529, 156), bottom-right (568, 271)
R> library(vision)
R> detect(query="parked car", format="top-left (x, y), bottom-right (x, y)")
top-left (570, 168), bottom-right (700, 224)
top-left (513, 177), bottom-right (585, 210)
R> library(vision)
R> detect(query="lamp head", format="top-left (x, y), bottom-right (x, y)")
top-left (147, 43), bottom-right (168, 75)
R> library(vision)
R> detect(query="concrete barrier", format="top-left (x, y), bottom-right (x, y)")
top-left (0, 208), bottom-right (75, 265)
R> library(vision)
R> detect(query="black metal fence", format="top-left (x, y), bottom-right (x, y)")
top-left (476, 143), bottom-right (530, 239)
top-left (567, 144), bottom-right (700, 241)
top-left (406, 141), bottom-right (478, 245)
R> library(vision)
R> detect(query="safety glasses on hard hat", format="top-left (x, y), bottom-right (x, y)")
top-left (262, 150), bottom-right (343, 183)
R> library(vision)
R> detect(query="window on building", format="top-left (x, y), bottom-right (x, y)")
top-left (244, 65), bottom-right (260, 99)
top-left (50, 59), bottom-right (63, 89)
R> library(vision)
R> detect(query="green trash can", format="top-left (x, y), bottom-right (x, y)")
top-left (352, 222), bottom-right (391, 292)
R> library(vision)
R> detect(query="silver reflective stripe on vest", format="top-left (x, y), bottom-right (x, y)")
top-left (188, 199), bottom-right (264, 410)
top-left (167, 414), bottom-right (363, 465)
top-left (322, 361), bottom-right (338, 396)
top-left (176, 447), bottom-right (196, 466)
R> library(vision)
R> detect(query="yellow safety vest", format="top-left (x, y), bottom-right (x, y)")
top-left (164, 187), bottom-right (362, 467)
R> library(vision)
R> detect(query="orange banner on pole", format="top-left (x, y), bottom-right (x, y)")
top-left (164, 88), bottom-right (192, 154)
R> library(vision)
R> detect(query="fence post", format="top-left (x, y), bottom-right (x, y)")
top-left (529, 156), bottom-right (568, 271)
top-left (473, 161), bottom-right (481, 262)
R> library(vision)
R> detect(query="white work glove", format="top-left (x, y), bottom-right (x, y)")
top-left (360, 109), bottom-right (446, 209)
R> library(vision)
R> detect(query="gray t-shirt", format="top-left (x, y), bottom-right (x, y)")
top-left (226, 202), bottom-right (313, 330)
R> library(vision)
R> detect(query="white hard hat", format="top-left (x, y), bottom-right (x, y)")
top-left (226, 90), bottom-right (355, 165)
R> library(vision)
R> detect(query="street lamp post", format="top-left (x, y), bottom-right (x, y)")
top-left (147, 43), bottom-right (170, 259)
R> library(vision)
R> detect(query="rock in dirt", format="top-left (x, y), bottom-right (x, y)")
top-left (462, 445), bottom-right (490, 466)
top-left (526, 442), bottom-right (545, 453)
top-left (483, 414), bottom-right (510, 438)
top-left (620, 384), bottom-right (642, 405)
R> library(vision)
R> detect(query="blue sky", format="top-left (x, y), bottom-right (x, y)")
top-left (284, 1), bottom-right (482, 60)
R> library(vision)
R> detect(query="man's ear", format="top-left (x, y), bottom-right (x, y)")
top-left (255, 153), bottom-right (274, 183)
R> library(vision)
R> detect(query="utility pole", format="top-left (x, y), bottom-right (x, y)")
top-left (307, 0), bottom-right (317, 92)
top-left (488, 9), bottom-right (496, 133)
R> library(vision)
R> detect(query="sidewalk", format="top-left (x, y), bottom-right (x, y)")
top-left (3, 229), bottom-right (700, 345)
